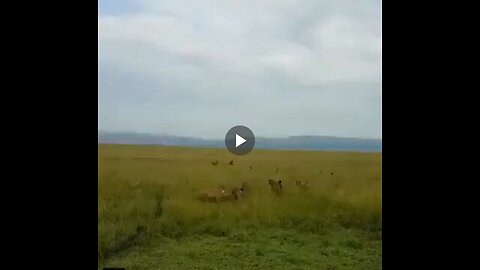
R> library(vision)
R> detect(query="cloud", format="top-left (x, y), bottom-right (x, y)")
top-left (98, 0), bottom-right (382, 139)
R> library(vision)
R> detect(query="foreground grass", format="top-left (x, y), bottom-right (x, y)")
top-left (98, 144), bottom-right (382, 269)
top-left (104, 227), bottom-right (381, 270)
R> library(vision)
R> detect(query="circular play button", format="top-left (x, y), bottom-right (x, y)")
top-left (225, 125), bottom-right (255, 155)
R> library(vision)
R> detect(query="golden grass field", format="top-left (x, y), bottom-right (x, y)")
top-left (98, 144), bottom-right (382, 269)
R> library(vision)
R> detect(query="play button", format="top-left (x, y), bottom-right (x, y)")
top-left (236, 134), bottom-right (246, 147)
top-left (225, 125), bottom-right (255, 155)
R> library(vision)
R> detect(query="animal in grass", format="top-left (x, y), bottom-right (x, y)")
top-left (237, 182), bottom-right (248, 198)
top-left (211, 160), bottom-right (219, 166)
top-left (218, 188), bottom-right (243, 202)
top-left (229, 160), bottom-right (234, 165)
top-left (249, 165), bottom-right (252, 170)
top-left (268, 179), bottom-right (283, 194)
top-left (226, 182), bottom-right (249, 200)
top-left (295, 180), bottom-right (310, 192)
top-left (198, 185), bottom-right (226, 203)
top-left (330, 172), bottom-right (334, 176)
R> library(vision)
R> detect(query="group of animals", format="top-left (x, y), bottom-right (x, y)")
top-left (267, 179), bottom-right (310, 194)
top-left (198, 159), bottom-right (336, 203)
top-left (211, 160), bottom-right (333, 175)
top-left (197, 179), bottom-right (313, 203)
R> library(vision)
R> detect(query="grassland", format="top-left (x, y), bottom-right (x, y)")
top-left (98, 144), bottom-right (382, 269)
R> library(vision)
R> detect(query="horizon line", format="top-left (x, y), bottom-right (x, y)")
top-left (98, 130), bottom-right (382, 141)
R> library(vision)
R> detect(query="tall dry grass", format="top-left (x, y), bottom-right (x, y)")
top-left (98, 144), bottom-right (382, 260)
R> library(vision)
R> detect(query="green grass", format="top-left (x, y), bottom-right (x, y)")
top-left (98, 144), bottom-right (382, 269)
top-left (105, 227), bottom-right (381, 270)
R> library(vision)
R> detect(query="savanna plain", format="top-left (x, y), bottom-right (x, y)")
top-left (98, 144), bottom-right (382, 270)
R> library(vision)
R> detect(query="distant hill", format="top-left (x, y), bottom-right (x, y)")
top-left (98, 131), bottom-right (381, 152)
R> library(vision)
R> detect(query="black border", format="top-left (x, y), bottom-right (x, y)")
top-left (381, 1), bottom-right (466, 268)
top-left (9, 1), bottom-right (99, 268)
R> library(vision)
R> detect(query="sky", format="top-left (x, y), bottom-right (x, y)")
top-left (98, 0), bottom-right (382, 139)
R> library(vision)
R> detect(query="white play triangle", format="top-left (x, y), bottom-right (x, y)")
top-left (235, 134), bottom-right (246, 147)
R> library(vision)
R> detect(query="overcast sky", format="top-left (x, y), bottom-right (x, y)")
top-left (98, 0), bottom-right (381, 139)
